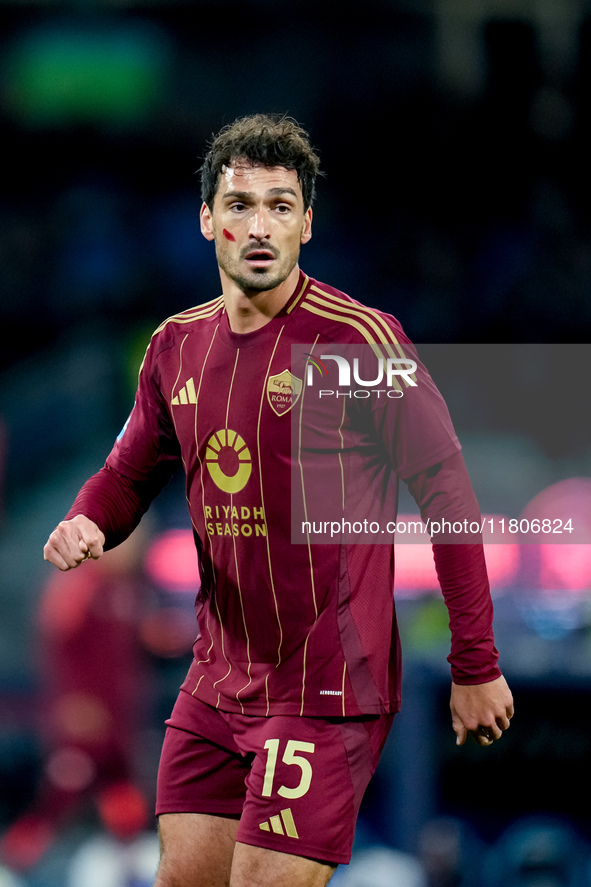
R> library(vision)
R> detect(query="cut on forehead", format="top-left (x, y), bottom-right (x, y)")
top-left (215, 163), bottom-right (303, 206)
top-left (221, 158), bottom-right (296, 174)
top-left (220, 161), bottom-right (301, 187)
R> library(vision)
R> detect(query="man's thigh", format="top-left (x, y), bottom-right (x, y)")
top-left (232, 841), bottom-right (336, 887)
top-left (155, 814), bottom-right (335, 887)
top-left (155, 813), bottom-right (239, 887)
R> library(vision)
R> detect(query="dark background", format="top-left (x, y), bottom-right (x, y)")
top-left (1, 1), bottom-right (590, 885)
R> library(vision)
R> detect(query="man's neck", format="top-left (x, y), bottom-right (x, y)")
top-left (222, 266), bottom-right (300, 334)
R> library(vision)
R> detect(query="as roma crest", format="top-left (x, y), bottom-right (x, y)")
top-left (266, 369), bottom-right (302, 416)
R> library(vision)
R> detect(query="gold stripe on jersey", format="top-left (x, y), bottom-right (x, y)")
top-left (190, 323), bottom-right (226, 694)
top-left (152, 295), bottom-right (225, 336)
top-left (309, 285), bottom-right (401, 350)
top-left (302, 287), bottom-right (417, 389)
top-left (170, 334), bottom-right (189, 411)
top-left (226, 349), bottom-right (240, 429)
top-left (211, 349), bottom-right (244, 702)
top-left (302, 300), bottom-right (404, 391)
top-left (190, 519), bottom-right (216, 685)
top-left (191, 673), bottom-right (204, 697)
top-left (295, 334), bottom-right (322, 715)
top-left (285, 274), bottom-right (309, 314)
top-left (211, 574), bottom-right (235, 700)
top-left (337, 396), bottom-right (346, 511)
top-left (264, 673), bottom-right (271, 717)
top-left (336, 400), bottom-right (347, 718)
top-left (225, 350), bottom-right (255, 714)
top-left (170, 333), bottom-right (192, 484)
top-left (137, 296), bottom-right (225, 378)
top-left (254, 325), bottom-right (287, 715)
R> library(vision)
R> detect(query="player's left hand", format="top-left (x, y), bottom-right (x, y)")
top-left (450, 674), bottom-right (514, 747)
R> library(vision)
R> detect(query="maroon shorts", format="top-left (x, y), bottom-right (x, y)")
top-left (156, 689), bottom-right (394, 864)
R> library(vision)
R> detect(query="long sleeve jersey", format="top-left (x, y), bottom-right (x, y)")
top-left (66, 271), bottom-right (501, 717)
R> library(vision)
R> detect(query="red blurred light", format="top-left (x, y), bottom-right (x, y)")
top-left (395, 516), bottom-right (438, 593)
top-left (139, 608), bottom-right (195, 658)
top-left (539, 544), bottom-right (591, 591)
top-left (145, 529), bottom-right (199, 592)
top-left (483, 515), bottom-right (520, 590)
top-left (482, 542), bottom-right (519, 589)
top-left (97, 782), bottom-right (149, 840)
top-left (395, 543), bottom-right (438, 594)
top-left (395, 514), bottom-right (520, 595)
top-left (521, 478), bottom-right (591, 591)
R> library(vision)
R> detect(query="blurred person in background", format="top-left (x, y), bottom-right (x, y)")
top-left (1, 532), bottom-right (152, 872)
top-left (417, 816), bottom-right (486, 887)
top-left (42, 114), bottom-right (513, 887)
top-left (483, 816), bottom-right (590, 887)
top-left (337, 845), bottom-right (427, 887)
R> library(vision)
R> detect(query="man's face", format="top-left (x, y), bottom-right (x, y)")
top-left (200, 163), bottom-right (312, 295)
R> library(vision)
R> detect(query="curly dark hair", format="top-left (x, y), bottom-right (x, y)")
top-left (200, 113), bottom-right (322, 211)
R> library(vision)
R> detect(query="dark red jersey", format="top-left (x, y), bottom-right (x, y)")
top-left (68, 272), bottom-right (500, 716)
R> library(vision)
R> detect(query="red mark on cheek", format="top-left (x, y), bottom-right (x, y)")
top-left (222, 228), bottom-right (236, 242)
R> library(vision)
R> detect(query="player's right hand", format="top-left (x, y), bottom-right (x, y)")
top-left (43, 515), bottom-right (105, 571)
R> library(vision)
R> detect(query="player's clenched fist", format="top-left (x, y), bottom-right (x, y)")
top-left (43, 515), bottom-right (105, 571)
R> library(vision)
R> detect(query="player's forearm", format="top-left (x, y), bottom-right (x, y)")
top-left (64, 463), bottom-right (150, 550)
top-left (432, 542), bottom-right (501, 684)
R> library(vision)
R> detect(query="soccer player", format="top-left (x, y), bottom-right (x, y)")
top-left (43, 114), bottom-right (514, 887)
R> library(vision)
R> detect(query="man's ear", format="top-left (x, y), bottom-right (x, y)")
top-left (200, 202), bottom-right (215, 241)
top-left (301, 207), bottom-right (313, 245)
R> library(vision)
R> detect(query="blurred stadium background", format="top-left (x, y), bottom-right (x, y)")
top-left (1, 0), bottom-right (591, 884)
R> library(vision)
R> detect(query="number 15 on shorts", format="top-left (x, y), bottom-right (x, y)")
top-left (262, 739), bottom-right (315, 799)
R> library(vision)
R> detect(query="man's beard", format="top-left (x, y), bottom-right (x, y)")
top-left (217, 245), bottom-right (297, 296)
top-left (227, 266), bottom-right (288, 295)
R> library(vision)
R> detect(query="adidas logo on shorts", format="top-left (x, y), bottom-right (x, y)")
top-left (259, 808), bottom-right (299, 839)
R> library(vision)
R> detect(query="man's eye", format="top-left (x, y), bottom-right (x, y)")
top-left (275, 204), bottom-right (292, 213)
top-left (230, 203), bottom-right (247, 212)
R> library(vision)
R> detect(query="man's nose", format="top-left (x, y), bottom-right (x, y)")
top-left (248, 210), bottom-right (270, 240)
